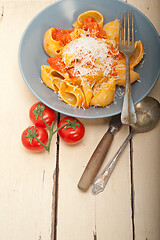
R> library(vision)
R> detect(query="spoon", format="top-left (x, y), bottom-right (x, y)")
top-left (92, 96), bottom-right (160, 195)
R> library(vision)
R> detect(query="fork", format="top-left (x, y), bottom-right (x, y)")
top-left (119, 11), bottom-right (137, 125)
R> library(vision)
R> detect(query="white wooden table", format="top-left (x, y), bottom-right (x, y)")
top-left (0, 0), bottom-right (159, 239)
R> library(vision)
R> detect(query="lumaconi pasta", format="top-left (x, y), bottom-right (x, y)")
top-left (102, 19), bottom-right (120, 43)
top-left (41, 10), bottom-right (144, 108)
top-left (73, 10), bottom-right (104, 28)
top-left (43, 28), bottom-right (62, 57)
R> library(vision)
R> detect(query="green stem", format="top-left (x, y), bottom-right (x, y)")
top-left (46, 122), bottom-right (69, 152)
top-left (32, 102), bottom-right (79, 152)
top-left (34, 135), bottom-right (48, 151)
top-left (41, 115), bottom-right (51, 131)
top-left (52, 122), bottom-right (68, 135)
top-left (32, 103), bottom-right (70, 152)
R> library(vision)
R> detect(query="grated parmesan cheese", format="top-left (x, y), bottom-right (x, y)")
top-left (62, 35), bottom-right (118, 78)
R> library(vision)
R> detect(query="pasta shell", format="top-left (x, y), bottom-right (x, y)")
top-left (43, 28), bottom-right (62, 57)
top-left (70, 28), bottom-right (88, 39)
top-left (90, 78), bottom-right (116, 107)
top-left (102, 19), bottom-right (120, 43)
top-left (115, 64), bottom-right (139, 86)
top-left (41, 65), bottom-right (65, 93)
top-left (67, 77), bottom-right (82, 87)
top-left (118, 41), bottom-right (144, 67)
top-left (73, 10), bottom-right (104, 28)
top-left (81, 79), bottom-right (93, 108)
top-left (92, 77), bottom-right (108, 96)
top-left (84, 71), bottom-right (104, 86)
top-left (59, 80), bottom-right (86, 107)
top-left (130, 40), bottom-right (144, 67)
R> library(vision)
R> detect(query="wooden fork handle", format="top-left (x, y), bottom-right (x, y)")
top-left (78, 127), bottom-right (116, 191)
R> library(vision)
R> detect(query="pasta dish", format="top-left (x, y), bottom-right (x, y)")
top-left (41, 10), bottom-right (144, 108)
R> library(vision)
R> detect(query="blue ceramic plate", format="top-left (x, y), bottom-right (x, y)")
top-left (18, 0), bottom-right (160, 119)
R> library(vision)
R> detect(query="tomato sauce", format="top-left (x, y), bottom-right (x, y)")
top-left (116, 51), bottom-right (125, 60)
top-left (81, 17), bottom-right (106, 39)
top-left (47, 56), bottom-right (67, 73)
top-left (107, 43), bottom-right (118, 56)
top-left (52, 27), bottom-right (74, 46)
top-left (110, 61), bottom-right (118, 77)
top-left (52, 17), bottom-right (106, 46)
top-left (67, 68), bottom-right (80, 78)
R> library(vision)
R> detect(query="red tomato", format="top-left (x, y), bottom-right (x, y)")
top-left (52, 27), bottom-right (74, 46)
top-left (81, 16), bottom-right (97, 28)
top-left (58, 116), bottom-right (85, 144)
top-left (81, 17), bottom-right (106, 39)
top-left (21, 126), bottom-right (48, 152)
top-left (29, 102), bottom-right (56, 128)
top-left (47, 57), bottom-right (67, 73)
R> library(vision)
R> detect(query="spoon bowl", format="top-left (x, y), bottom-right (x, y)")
top-left (133, 96), bottom-right (160, 133)
top-left (92, 96), bottom-right (160, 195)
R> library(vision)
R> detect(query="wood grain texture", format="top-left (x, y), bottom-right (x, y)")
top-left (0, 2), bottom-right (55, 240)
top-left (127, 1), bottom-right (160, 239)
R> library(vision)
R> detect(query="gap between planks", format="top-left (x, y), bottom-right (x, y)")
top-left (51, 113), bottom-right (60, 240)
top-left (130, 127), bottom-right (135, 240)
top-left (0, 5), bottom-right (4, 22)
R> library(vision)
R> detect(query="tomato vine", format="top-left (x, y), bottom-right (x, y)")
top-left (22, 102), bottom-right (83, 152)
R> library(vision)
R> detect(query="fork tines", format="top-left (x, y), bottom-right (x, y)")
top-left (119, 11), bottom-right (134, 49)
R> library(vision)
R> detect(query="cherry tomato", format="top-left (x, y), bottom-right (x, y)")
top-left (58, 116), bottom-right (85, 144)
top-left (29, 102), bottom-right (56, 128)
top-left (21, 126), bottom-right (48, 152)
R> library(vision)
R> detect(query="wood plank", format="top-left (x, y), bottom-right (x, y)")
top-left (127, 0), bottom-right (160, 239)
top-left (132, 81), bottom-right (160, 240)
top-left (57, 116), bottom-right (132, 239)
top-left (0, 2), bottom-right (56, 240)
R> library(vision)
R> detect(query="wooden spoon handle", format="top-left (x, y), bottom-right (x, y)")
top-left (78, 128), bottom-right (115, 191)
